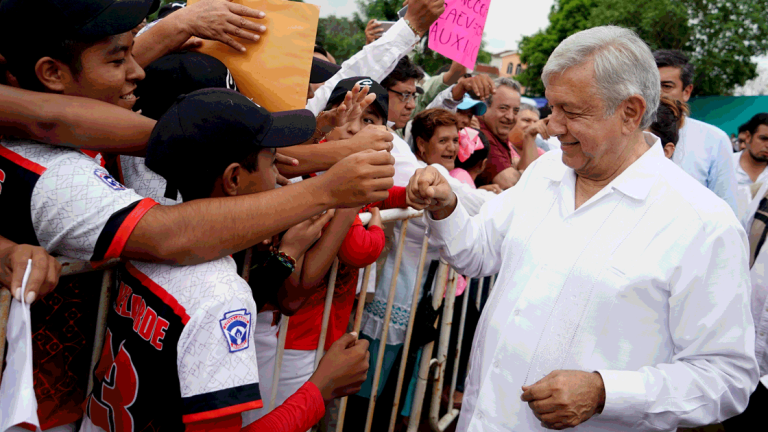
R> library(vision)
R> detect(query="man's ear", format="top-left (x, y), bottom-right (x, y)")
top-left (221, 163), bottom-right (242, 197)
top-left (682, 84), bottom-right (693, 102)
top-left (620, 95), bottom-right (646, 135)
top-left (34, 57), bottom-right (71, 93)
top-left (663, 143), bottom-right (676, 159)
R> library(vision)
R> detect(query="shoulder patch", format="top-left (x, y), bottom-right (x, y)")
top-left (220, 309), bottom-right (251, 353)
top-left (94, 168), bottom-right (126, 190)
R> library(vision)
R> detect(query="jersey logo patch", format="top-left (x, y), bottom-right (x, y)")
top-left (94, 169), bottom-right (126, 190)
top-left (220, 309), bottom-right (251, 353)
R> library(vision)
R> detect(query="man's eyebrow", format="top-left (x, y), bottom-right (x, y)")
top-left (107, 44), bottom-right (131, 56)
top-left (660, 80), bottom-right (676, 85)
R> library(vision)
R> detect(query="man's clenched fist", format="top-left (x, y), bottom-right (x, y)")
top-left (406, 166), bottom-right (456, 220)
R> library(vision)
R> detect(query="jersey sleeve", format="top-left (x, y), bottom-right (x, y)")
top-left (177, 274), bottom-right (262, 424)
top-left (242, 382), bottom-right (325, 432)
top-left (364, 186), bottom-right (407, 211)
top-left (30, 152), bottom-right (157, 261)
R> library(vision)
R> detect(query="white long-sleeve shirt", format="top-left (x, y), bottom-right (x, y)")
top-left (305, 19), bottom-right (419, 115)
top-left (426, 134), bottom-right (758, 432)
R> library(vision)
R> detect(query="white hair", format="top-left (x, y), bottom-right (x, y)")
top-left (486, 77), bottom-right (522, 107)
top-left (542, 26), bottom-right (660, 129)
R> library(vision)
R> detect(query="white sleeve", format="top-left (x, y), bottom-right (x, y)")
top-left (306, 19), bottom-right (419, 115)
top-left (31, 154), bottom-right (156, 261)
top-left (597, 221), bottom-right (759, 429)
top-left (178, 275), bottom-right (262, 417)
top-left (424, 85), bottom-right (462, 112)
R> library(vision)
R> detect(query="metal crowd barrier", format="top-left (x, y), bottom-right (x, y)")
top-left (0, 208), bottom-right (492, 432)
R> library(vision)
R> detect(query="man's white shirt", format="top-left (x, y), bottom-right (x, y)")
top-left (732, 150), bottom-right (768, 221)
top-left (426, 134), bottom-right (757, 431)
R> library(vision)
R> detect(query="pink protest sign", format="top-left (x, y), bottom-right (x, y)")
top-left (428, 0), bottom-right (491, 69)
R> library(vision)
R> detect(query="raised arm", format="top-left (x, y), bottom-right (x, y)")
top-left (0, 84), bottom-right (155, 156)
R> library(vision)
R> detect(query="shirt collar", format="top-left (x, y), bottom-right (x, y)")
top-left (541, 132), bottom-right (663, 201)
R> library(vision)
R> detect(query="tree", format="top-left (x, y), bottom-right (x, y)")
top-left (316, 15), bottom-right (366, 64)
top-left (517, 0), bottom-right (768, 97)
top-left (518, 0), bottom-right (595, 96)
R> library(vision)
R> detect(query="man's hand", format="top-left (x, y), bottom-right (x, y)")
top-left (452, 74), bottom-right (495, 102)
top-left (368, 207), bottom-right (383, 230)
top-left (280, 210), bottom-right (336, 259)
top-left (317, 84), bottom-right (375, 130)
top-left (521, 370), bottom-right (606, 430)
top-left (493, 167), bottom-right (521, 190)
top-left (175, 0), bottom-right (267, 53)
top-left (406, 166), bottom-right (456, 219)
top-left (309, 332), bottom-right (370, 401)
top-left (0, 244), bottom-right (61, 303)
top-left (343, 124), bottom-right (395, 152)
top-left (443, 61), bottom-right (467, 86)
top-left (324, 149), bottom-right (395, 208)
top-left (525, 117), bottom-right (550, 140)
top-left (404, 0), bottom-right (446, 36)
top-left (365, 19), bottom-right (384, 44)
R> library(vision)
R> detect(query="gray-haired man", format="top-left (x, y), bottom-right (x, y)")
top-left (405, 25), bottom-right (758, 431)
top-left (476, 77), bottom-right (524, 189)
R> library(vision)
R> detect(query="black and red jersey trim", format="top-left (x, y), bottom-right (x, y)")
top-left (91, 198), bottom-right (157, 262)
top-left (124, 262), bottom-right (191, 324)
top-left (181, 383), bottom-right (263, 423)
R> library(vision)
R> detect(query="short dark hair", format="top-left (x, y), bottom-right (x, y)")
top-left (653, 49), bottom-right (695, 89)
top-left (4, 35), bottom-right (103, 92)
top-left (742, 113), bottom-right (768, 136)
top-left (649, 96), bottom-right (689, 146)
top-left (738, 122), bottom-right (750, 134)
top-left (411, 108), bottom-right (458, 152)
top-left (178, 148), bottom-right (264, 202)
top-left (314, 45), bottom-right (329, 58)
top-left (381, 56), bottom-right (424, 89)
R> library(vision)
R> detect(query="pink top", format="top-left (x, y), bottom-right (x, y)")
top-left (449, 168), bottom-right (476, 189)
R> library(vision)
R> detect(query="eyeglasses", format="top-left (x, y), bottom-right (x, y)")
top-left (388, 88), bottom-right (417, 103)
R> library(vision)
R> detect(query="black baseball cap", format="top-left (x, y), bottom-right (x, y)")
top-left (146, 88), bottom-right (316, 200)
top-left (326, 76), bottom-right (389, 120)
top-left (134, 51), bottom-right (238, 120)
top-left (311, 57), bottom-right (341, 84)
top-left (0, 0), bottom-right (155, 69)
top-left (157, 2), bottom-right (185, 19)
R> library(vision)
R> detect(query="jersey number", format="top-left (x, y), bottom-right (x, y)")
top-left (88, 330), bottom-right (139, 432)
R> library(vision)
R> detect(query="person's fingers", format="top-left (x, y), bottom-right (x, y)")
top-left (226, 12), bottom-right (267, 33)
top-left (217, 30), bottom-right (247, 52)
top-left (10, 253), bottom-right (31, 300)
top-left (521, 381), bottom-right (552, 402)
top-left (275, 152), bottom-right (299, 167)
top-left (312, 209), bottom-right (336, 229)
top-left (333, 332), bottom-right (358, 350)
top-left (529, 399), bottom-right (558, 415)
top-left (226, 1), bottom-right (266, 19)
top-left (46, 257), bottom-right (61, 296)
top-left (224, 22), bottom-right (260, 42)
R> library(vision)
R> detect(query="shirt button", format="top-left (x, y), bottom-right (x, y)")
top-left (477, 411), bottom-right (483, 420)
top-left (493, 360), bottom-right (500, 369)
top-left (514, 309), bottom-right (520, 316)
top-left (761, 332), bottom-right (766, 337)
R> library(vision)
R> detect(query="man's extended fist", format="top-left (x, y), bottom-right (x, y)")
top-left (406, 166), bottom-right (457, 219)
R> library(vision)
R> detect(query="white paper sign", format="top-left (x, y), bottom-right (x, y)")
top-left (0, 260), bottom-right (41, 431)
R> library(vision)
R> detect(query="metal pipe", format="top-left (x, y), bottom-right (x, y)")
top-left (358, 208), bottom-right (423, 226)
top-left (387, 234), bottom-right (430, 432)
top-left (270, 315), bottom-right (290, 411)
top-left (448, 278), bottom-right (470, 410)
top-left (0, 288), bottom-right (11, 386)
top-left (475, 277), bottom-right (484, 312)
top-left (86, 268), bottom-right (114, 397)
top-left (429, 269), bottom-right (459, 431)
top-left (406, 262), bottom-right (450, 432)
top-left (58, 257), bottom-right (118, 276)
top-left (364, 220), bottom-right (410, 432)
top-left (335, 264), bottom-right (372, 432)
top-left (315, 258), bottom-right (340, 369)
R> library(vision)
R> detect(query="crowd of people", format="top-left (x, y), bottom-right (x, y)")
top-left (1, 0), bottom-right (767, 432)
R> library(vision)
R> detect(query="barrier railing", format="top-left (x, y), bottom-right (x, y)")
top-left (0, 207), bottom-right (487, 432)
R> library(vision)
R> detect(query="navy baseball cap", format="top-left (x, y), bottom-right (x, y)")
top-left (0, 0), bottom-right (155, 69)
top-left (134, 51), bottom-right (238, 120)
top-left (311, 57), bottom-right (341, 84)
top-left (146, 88), bottom-right (315, 199)
top-left (456, 94), bottom-right (487, 116)
top-left (326, 76), bottom-right (389, 120)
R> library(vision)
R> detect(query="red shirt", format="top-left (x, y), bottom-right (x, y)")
top-left (284, 187), bottom-right (407, 350)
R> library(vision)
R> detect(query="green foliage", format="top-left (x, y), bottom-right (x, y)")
top-left (148, 0), bottom-right (183, 22)
top-left (316, 15), bottom-right (366, 64)
top-left (518, 0), bottom-right (768, 96)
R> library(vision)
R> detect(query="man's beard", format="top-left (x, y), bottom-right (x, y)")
top-left (749, 148), bottom-right (768, 163)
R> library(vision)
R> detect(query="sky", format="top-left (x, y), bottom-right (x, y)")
top-left (304, 0), bottom-right (556, 54)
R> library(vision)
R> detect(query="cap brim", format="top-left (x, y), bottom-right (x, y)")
top-left (262, 109), bottom-right (317, 147)
top-left (79, 0), bottom-right (155, 38)
top-left (457, 100), bottom-right (487, 116)
top-left (310, 57), bottom-right (341, 84)
top-left (416, 86), bottom-right (425, 95)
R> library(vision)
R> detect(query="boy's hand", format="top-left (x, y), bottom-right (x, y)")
top-left (280, 210), bottom-right (336, 259)
top-left (368, 207), bottom-right (383, 230)
top-left (177, 0), bottom-right (267, 53)
top-left (323, 149), bottom-right (395, 208)
top-left (0, 244), bottom-right (61, 303)
top-left (309, 332), bottom-right (370, 401)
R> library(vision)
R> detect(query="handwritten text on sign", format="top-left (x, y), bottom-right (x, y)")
top-left (428, 0), bottom-right (491, 69)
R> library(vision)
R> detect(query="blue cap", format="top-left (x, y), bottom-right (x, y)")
top-left (456, 94), bottom-right (487, 116)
